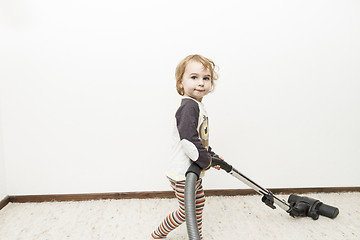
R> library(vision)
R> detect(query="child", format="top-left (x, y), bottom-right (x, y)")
top-left (151, 54), bottom-right (221, 239)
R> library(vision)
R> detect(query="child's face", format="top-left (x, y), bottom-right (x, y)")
top-left (181, 61), bottom-right (212, 102)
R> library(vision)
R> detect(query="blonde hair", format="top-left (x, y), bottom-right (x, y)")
top-left (175, 54), bottom-right (218, 96)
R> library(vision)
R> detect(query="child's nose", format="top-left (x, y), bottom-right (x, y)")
top-left (198, 79), bottom-right (204, 86)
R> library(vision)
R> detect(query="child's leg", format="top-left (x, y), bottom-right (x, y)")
top-left (195, 179), bottom-right (205, 240)
top-left (151, 179), bottom-right (186, 239)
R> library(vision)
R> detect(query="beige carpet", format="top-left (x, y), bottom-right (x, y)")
top-left (0, 192), bottom-right (359, 240)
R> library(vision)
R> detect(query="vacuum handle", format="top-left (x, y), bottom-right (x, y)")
top-left (211, 156), bottom-right (232, 172)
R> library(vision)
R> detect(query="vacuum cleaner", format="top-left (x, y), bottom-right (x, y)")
top-left (185, 157), bottom-right (339, 240)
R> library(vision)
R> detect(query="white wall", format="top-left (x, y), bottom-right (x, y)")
top-left (0, 0), bottom-right (359, 196)
top-left (0, 104), bottom-right (7, 200)
top-left (0, 164), bottom-right (6, 201)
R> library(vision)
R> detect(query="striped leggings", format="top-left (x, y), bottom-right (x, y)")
top-left (151, 177), bottom-right (205, 239)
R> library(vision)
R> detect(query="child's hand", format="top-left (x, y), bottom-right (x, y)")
top-left (212, 157), bottom-right (224, 170)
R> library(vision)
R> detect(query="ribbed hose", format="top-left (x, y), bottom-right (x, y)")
top-left (185, 158), bottom-right (227, 240)
top-left (185, 162), bottom-right (202, 240)
top-left (185, 172), bottom-right (201, 240)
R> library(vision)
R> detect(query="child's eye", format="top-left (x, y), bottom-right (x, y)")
top-left (204, 77), bottom-right (210, 81)
top-left (191, 76), bottom-right (197, 79)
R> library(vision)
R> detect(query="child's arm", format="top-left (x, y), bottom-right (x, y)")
top-left (175, 99), bottom-right (212, 169)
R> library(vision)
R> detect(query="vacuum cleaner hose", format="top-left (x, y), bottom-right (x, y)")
top-left (185, 162), bottom-right (202, 240)
top-left (184, 158), bottom-right (231, 240)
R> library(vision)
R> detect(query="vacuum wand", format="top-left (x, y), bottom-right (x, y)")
top-left (211, 157), bottom-right (339, 220)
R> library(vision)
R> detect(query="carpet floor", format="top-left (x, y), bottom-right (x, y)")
top-left (0, 192), bottom-right (359, 239)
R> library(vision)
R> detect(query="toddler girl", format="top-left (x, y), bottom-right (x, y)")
top-left (152, 54), bottom-right (221, 239)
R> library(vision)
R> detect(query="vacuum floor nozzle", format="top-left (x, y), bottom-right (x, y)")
top-left (288, 194), bottom-right (339, 220)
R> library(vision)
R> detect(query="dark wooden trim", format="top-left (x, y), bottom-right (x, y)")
top-left (9, 191), bottom-right (175, 203)
top-left (0, 196), bottom-right (10, 210)
top-left (8, 186), bottom-right (360, 203)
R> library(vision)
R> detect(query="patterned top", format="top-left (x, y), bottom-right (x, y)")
top-left (166, 97), bottom-right (216, 181)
